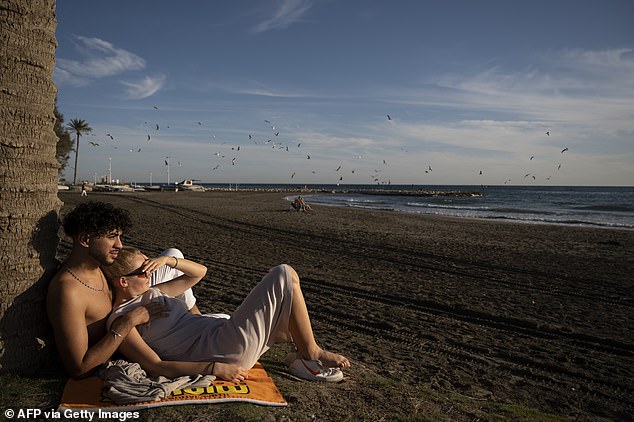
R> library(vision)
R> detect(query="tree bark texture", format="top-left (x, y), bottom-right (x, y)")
top-left (0, 0), bottom-right (61, 373)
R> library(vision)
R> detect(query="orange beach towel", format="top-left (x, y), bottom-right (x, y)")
top-left (58, 362), bottom-right (286, 412)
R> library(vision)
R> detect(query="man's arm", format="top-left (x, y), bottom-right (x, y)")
top-left (46, 283), bottom-right (166, 379)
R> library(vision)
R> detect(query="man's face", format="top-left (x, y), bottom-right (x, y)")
top-left (87, 229), bottom-right (123, 266)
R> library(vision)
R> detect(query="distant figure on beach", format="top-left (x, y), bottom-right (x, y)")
top-left (292, 195), bottom-right (313, 212)
top-left (81, 182), bottom-right (87, 196)
top-left (102, 247), bottom-right (349, 382)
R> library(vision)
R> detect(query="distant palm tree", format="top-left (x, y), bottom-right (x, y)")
top-left (67, 118), bottom-right (92, 184)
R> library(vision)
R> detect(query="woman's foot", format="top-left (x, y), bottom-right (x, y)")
top-left (315, 349), bottom-right (350, 369)
top-left (290, 346), bottom-right (350, 369)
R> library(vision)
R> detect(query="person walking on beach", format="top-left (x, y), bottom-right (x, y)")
top-left (46, 201), bottom-right (168, 378)
top-left (102, 246), bottom-right (350, 382)
top-left (81, 182), bottom-right (88, 196)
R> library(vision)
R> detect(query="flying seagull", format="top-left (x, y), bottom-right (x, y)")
top-left (387, 114), bottom-right (392, 121)
top-left (546, 131), bottom-right (550, 136)
top-left (561, 147), bottom-right (568, 153)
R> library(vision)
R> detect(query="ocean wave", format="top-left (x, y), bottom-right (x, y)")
top-left (345, 203), bottom-right (396, 211)
top-left (342, 197), bottom-right (386, 204)
top-left (573, 204), bottom-right (634, 213)
top-left (483, 215), bottom-right (634, 229)
top-left (490, 207), bottom-right (555, 215)
top-left (406, 202), bottom-right (490, 211)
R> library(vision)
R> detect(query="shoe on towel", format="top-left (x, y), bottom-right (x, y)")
top-left (289, 358), bottom-right (344, 382)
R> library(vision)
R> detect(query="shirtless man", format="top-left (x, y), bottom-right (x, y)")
top-left (46, 201), bottom-right (167, 379)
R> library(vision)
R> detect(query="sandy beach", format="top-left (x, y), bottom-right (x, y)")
top-left (57, 191), bottom-right (633, 420)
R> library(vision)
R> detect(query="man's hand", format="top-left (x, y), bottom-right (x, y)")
top-left (127, 302), bottom-right (169, 326)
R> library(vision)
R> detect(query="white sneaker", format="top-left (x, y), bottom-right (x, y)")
top-left (289, 359), bottom-right (344, 382)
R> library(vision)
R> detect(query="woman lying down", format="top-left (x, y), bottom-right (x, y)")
top-left (102, 247), bottom-right (350, 383)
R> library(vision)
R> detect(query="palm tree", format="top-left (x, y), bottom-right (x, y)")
top-left (67, 119), bottom-right (92, 185)
top-left (0, 0), bottom-right (60, 373)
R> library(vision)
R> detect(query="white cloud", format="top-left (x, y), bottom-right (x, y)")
top-left (252, 0), bottom-right (312, 32)
top-left (55, 36), bottom-right (145, 85)
top-left (121, 75), bottom-right (166, 99)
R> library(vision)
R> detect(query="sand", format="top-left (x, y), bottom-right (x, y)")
top-left (57, 191), bottom-right (633, 420)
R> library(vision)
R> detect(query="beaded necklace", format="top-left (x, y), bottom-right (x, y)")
top-left (65, 268), bottom-right (106, 292)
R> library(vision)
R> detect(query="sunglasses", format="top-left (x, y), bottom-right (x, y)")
top-left (124, 267), bottom-right (150, 278)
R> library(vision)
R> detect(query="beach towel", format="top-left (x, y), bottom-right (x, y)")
top-left (58, 362), bottom-right (287, 412)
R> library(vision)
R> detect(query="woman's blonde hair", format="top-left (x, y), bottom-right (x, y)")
top-left (102, 246), bottom-right (141, 285)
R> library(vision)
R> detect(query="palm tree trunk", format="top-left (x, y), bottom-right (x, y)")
top-left (0, 0), bottom-right (61, 373)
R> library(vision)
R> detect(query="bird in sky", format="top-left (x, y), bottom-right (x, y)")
top-left (153, 105), bottom-right (159, 110)
top-left (561, 147), bottom-right (568, 153)
top-left (106, 133), bottom-right (114, 140)
top-left (546, 131), bottom-right (550, 136)
top-left (291, 172), bottom-right (295, 179)
top-left (147, 135), bottom-right (151, 142)
top-left (387, 114), bottom-right (392, 121)
top-left (88, 141), bottom-right (99, 146)
top-left (336, 165), bottom-right (342, 171)
top-left (530, 156), bottom-right (535, 160)
top-left (156, 124), bottom-right (159, 131)
top-left (307, 155), bottom-right (311, 160)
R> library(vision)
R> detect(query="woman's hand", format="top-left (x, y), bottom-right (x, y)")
top-left (212, 362), bottom-right (249, 383)
top-left (140, 256), bottom-right (173, 274)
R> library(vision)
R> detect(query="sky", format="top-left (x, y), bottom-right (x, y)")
top-left (54, 0), bottom-right (634, 186)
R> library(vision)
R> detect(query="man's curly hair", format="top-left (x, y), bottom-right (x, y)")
top-left (63, 201), bottom-right (132, 238)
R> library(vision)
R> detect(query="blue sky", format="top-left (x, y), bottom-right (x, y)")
top-left (54, 0), bottom-right (634, 186)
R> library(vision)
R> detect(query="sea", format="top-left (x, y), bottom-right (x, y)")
top-left (196, 184), bottom-right (634, 230)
